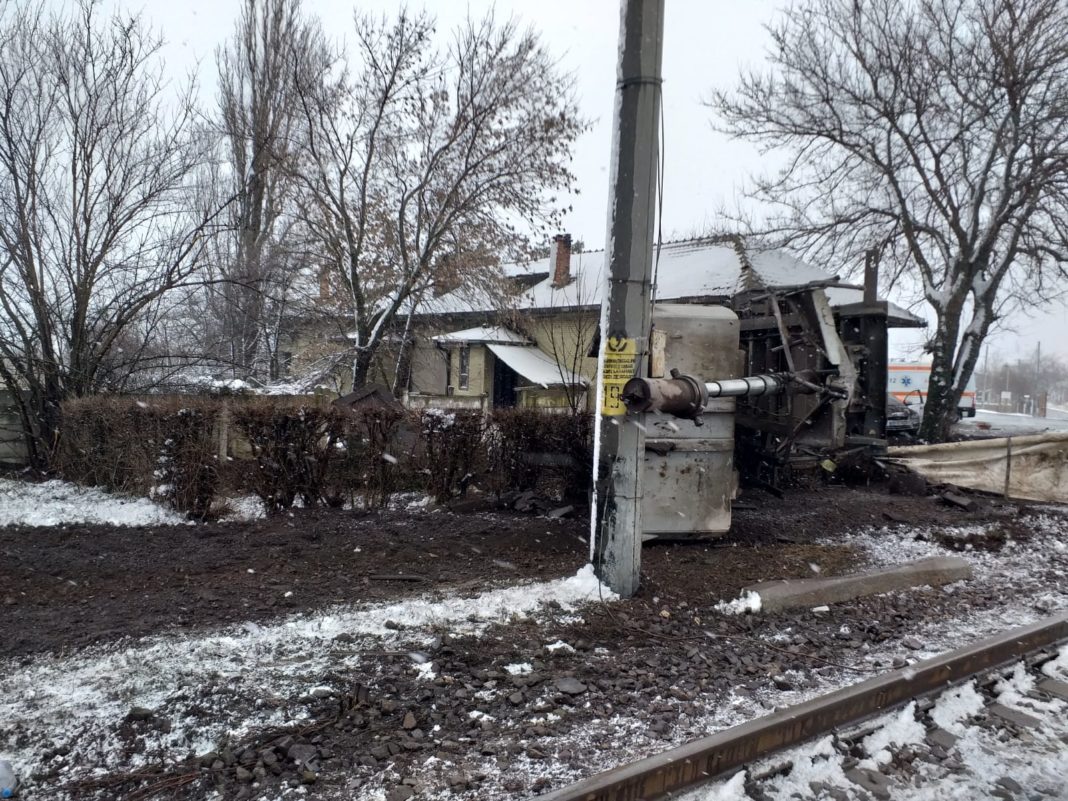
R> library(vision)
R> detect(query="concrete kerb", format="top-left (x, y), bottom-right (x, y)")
top-left (745, 556), bottom-right (973, 613)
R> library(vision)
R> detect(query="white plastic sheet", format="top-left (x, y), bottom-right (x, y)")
top-left (889, 432), bottom-right (1068, 503)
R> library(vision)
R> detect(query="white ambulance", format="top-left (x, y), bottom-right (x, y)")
top-left (888, 361), bottom-right (977, 418)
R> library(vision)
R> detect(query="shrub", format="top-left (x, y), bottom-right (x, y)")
top-left (420, 409), bottom-right (485, 502)
top-left (331, 408), bottom-right (412, 509)
top-left (58, 396), bottom-right (220, 519)
top-left (488, 409), bottom-right (593, 502)
top-left (231, 399), bottom-right (344, 513)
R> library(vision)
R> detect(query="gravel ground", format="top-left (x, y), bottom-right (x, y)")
top-left (1, 483), bottom-right (1066, 800)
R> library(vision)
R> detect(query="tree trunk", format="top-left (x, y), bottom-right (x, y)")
top-left (352, 350), bottom-right (375, 390)
top-left (919, 339), bottom-right (962, 442)
top-left (17, 382), bottom-right (64, 472)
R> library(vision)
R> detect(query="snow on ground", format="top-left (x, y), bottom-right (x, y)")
top-left (0, 479), bottom-right (437, 527)
top-left (0, 478), bottom-right (187, 527)
top-left (676, 515), bottom-right (1068, 801)
top-left (474, 514), bottom-right (1068, 800)
top-left (218, 492), bottom-right (434, 521)
top-left (714, 590), bottom-right (763, 615)
top-left (680, 645), bottom-right (1068, 800)
top-left (0, 565), bottom-right (615, 798)
top-left (955, 408), bottom-right (1068, 436)
top-left (218, 493), bottom-right (267, 522)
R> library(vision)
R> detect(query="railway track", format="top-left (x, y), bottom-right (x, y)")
top-left (535, 612), bottom-right (1068, 801)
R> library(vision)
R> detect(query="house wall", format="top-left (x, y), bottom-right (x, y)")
top-left (407, 337), bottom-right (448, 395)
top-left (521, 311), bottom-right (599, 411)
top-left (284, 322), bottom-right (354, 393)
top-left (448, 343), bottom-right (489, 398)
top-left (286, 308), bottom-right (600, 411)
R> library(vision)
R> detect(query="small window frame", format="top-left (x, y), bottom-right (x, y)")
top-left (458, 345), bottom-right (470, 390)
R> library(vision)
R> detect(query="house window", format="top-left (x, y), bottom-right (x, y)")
top-left (458, 345), bottom-right (470, 390)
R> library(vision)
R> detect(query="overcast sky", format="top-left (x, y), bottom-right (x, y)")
top-left (120, 0), bottom-right (1067, 364)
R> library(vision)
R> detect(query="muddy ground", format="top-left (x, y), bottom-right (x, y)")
top-left (0, 484), bottom-right (1002, 659)
top-left (2, 482), bottom-right (1063, 801)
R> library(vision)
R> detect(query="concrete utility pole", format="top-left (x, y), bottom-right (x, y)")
top-left (595, 0), bottom-right (664, 598)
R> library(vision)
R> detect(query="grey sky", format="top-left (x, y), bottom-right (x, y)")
top-left (123, 0), bottom-right (1068, 363)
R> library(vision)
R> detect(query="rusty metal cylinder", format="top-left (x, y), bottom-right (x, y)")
top-left (621, 373), bottom-right (706, 416)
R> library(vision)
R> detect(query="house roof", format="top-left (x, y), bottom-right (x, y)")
top-left (431, 325), bottom-right (531, 345)
top-left (420, 238), bottom-right (924, 328)
top-left (487, 343), bottom-right (587, 388)
top-left (422, 239), bottom-right (833, 311)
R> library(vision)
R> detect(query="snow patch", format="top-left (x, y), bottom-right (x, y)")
top-left (930, 681), bottom-right (985, 735)
top-left (860, 702), bottom-right (924, 766)
top-left (219, 495), bottom-right (266, 522)
top-left (691, 769), bottom-right (748, 800)
top-left (1041, 643), bottom-right (1068, 679)
top-left (0, 478), bottom-right (187, 528)
top-left (714, 591), bottom-right (762, 615)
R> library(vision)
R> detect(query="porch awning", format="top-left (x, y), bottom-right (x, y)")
top-left (486, 343), bottom-right (587, 388)
top-left (432, 325), bottom-right (530, 345)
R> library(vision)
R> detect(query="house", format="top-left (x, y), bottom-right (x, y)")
top-left (400, 235), bottom-right (924, 413)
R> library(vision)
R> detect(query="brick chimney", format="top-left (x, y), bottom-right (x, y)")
top-left (551, 233), bottom-right (572, 288)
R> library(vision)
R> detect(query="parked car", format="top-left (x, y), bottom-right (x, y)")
top-left (886, 393), bottom-right (921, 435)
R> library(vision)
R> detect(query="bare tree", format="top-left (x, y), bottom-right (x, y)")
top-left (208, 0), bottom-right (323, 382)
top-left (291, 10), bottom-right (584, 390)
top-left (709, 0), bottom-right (1068, 441)
top-left (0, 1), bottom-right (219, 468)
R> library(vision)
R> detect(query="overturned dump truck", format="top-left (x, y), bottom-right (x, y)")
top-left (627, 272), bottom-right (919, 539)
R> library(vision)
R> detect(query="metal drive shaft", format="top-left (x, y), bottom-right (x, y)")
top-left (621, 371), bottom-right (790, 417)
top-left (704, 375), bottom-right (786, 398)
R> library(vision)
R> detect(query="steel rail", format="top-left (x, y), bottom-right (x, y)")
top-left (533, 612), bottom-right (1068, 801)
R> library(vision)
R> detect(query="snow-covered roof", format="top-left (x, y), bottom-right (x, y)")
top-left (420, 239), bottom-right (846, 318)
top-left (487, 343), bottom-right (587, 388)
top-left (431, 325), bottom-right (531, 345)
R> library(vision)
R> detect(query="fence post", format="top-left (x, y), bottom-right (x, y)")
top-left (218, 401), bottom-right (230, 461)
top-left (1003, 436), bottom-right (1013, 499)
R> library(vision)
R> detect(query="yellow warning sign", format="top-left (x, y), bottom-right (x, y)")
top-left (600, 336), bottom-right (637, 416)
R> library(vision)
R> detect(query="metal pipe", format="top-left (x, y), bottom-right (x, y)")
top-left (621, 372), bottom-right (790, 416)
top-left (705, 374), bottom-right (786, 398)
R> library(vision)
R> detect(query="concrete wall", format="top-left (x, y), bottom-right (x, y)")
top-left (0, 390), bottom-right (27, 466)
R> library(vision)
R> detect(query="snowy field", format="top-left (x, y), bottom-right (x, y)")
top-left (0, 478), bottom-right (432, 527)
top-left (0, 567), bottom-right (615, 800)
top-left (2, 478), bottom-right (1067, 800)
